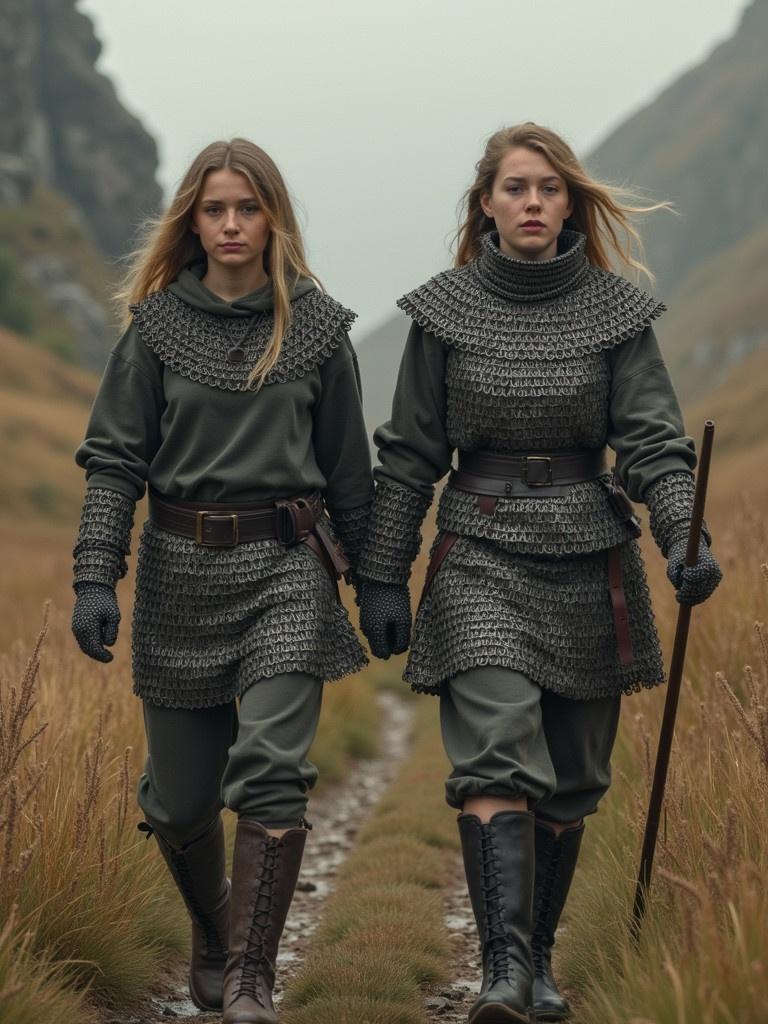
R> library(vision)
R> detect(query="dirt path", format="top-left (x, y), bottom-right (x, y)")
top-left (422, 853), bottom-right (482, 1022)
top-left (110, 691), bottom-right (414, 1023)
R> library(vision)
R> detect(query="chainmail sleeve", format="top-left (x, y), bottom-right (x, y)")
top-left (328, 503), bottom-right (372, 578)
top-left (357, 480), bottom-right (432, 584)
top-left (644, 471), bottom-right (710, 556)
top-left (73, 487), bottom-right (136, 588)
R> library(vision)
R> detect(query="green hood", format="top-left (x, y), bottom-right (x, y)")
top-left (168, 261), bottom-right (317, 318)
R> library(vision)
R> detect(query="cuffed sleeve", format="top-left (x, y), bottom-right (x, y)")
top-left (359, 324), bottom-right (453, 584)
top-left (73, 487), bottom-right (136, 588)
top-left (644, 471), bottom-right (711, 556)
top-left (75, 324), bottom-right (165, 502)
top-left (606, 326), bottom-right (697, 503)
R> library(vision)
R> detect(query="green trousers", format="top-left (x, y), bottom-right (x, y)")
top-left (440, 667), bottom-right (621, 823)
top-left (137, 672), bottom-right (322, 846)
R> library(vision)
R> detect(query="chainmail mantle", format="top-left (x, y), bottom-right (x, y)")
top-left (397, 230), bottom-right (665, 355)
top-left (130, 289), bottom-right (356, 392)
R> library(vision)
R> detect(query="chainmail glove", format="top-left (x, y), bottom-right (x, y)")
top-left (72, 583), bottom-right (121, 662)
top-left (666, 534), bottom-right (723, 606)
top-left (359, 579), bottom-right (412, 659)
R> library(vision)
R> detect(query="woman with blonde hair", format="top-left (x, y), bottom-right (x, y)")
top-left (72, 138), bottom-right (372, 1023)
top-left (358, 123), bottom-right (721, 1023)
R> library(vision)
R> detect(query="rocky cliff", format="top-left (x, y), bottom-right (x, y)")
top-left (0, 0), bottom-right (161, 368)
top-left (0, 0), bottom-right (161, 256)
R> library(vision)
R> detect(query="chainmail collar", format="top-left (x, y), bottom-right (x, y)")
top-left (397, 236), bottom-right (665, 357)
top-left (475, 229), bottom-right (589, 303)
top-left (130, 286), bottom-right (356, 391)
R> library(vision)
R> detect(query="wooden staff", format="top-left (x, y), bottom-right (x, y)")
top-left (630, 420), bottom-right (716, 943)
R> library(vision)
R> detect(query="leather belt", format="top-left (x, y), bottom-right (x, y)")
top-left (149, 489), bottom-right (320, 546)
top-left (450, 448), bottom-right (608, 500)
top-left (147, 489), bottom-right (350, 597)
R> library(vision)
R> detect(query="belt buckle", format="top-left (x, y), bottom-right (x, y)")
top-left (522, 456), bottom-right (552, 487)
top-left (275, 498), bottom-right (314, 545)
top-left (194, 510), bottom-right (239, 546)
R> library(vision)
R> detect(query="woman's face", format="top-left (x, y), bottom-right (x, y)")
top-left (481, 146), bottom-right (573, 262)
top-left (191, 168), bottom-right (271, 275)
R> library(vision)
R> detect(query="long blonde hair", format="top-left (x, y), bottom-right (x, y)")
top-left (455, 122), bottom-right (670, 279)
top-left (117, 138), bottom-right (317, 389)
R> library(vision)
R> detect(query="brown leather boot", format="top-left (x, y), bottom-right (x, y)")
top-left (222, 819), bottom-right (307, 1024)
top-left (144, 816), bottom-right (230, 1011)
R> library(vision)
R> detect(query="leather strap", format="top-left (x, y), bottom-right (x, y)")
top-left (607, 544), bottom-right (635, 666)
top-left (450, 449), bottom-right (609, 515)
top-left (418, 532), bottom-right (459, 611)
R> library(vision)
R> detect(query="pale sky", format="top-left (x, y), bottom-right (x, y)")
top-left (78, 0), bottom-right (750, 337)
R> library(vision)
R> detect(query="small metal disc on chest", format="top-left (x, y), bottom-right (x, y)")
top-left (227, 346), bottom-right (247, 364)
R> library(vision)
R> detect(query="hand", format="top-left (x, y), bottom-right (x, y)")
top-left (359, 579), bottom-right (412, 659)
top-left (666, 536), bottom-right (722, 606)
top-left (72, 583), bottom-right (121, 662)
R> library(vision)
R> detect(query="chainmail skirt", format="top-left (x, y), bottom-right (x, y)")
top-left (132, 522), bottom-right (367, 708)
top-left (405, 535), bottom-right (664, 699)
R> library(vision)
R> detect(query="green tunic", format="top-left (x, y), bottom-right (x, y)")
top-left (75, 267), bottom-right (372, 708)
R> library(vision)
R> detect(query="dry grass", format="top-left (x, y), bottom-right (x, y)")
top-left (0, 511), bottom-right (380, 1018)
top-left (557, 501), bottom-right (768, 1023)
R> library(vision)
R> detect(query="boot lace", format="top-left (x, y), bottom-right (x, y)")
top-left (235, 837), bottom-right (279, 1003)
top-left (531, 840), bottom-right (562, 976)
top-left (479, 825), bottom-right (514, 984)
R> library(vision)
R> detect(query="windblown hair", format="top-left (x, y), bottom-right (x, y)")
top-left (116, 138), bottom-right (318, 389)
top-left (455, 122), bottom-right (670, 279)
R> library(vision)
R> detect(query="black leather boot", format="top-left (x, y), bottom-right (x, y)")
top-left (458, 810), bottom-right (535, 1024)
top-left (222, 819), bottom-right (307, 1024)
top-left (531, 820), bottom-right (584, 1021)
top-left (144, 816), bottom-right (230, 1011)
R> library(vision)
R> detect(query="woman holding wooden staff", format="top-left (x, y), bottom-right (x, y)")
top-left (358, 123), bottom-right (722, 1023)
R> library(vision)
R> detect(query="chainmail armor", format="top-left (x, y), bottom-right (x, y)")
top-left (395, 230), bottom-right (665, 559)
top-left (132, 522), bottom-right (366, 708)
top-left (357, 480), bottom-right (432, 584)
top-left (327, 503), bottom-right (371, 575)
top-left (73, 487), bottom-right (136, 587)
top-left (130, 289), bottom-right (355, 392)
top-left (405, 534), bottom-right (664, 699)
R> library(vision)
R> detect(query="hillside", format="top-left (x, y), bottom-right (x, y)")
top-left (0, 326), bottom-right (97, 524)
top-left (586, 0), bottom-right (768, 397)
